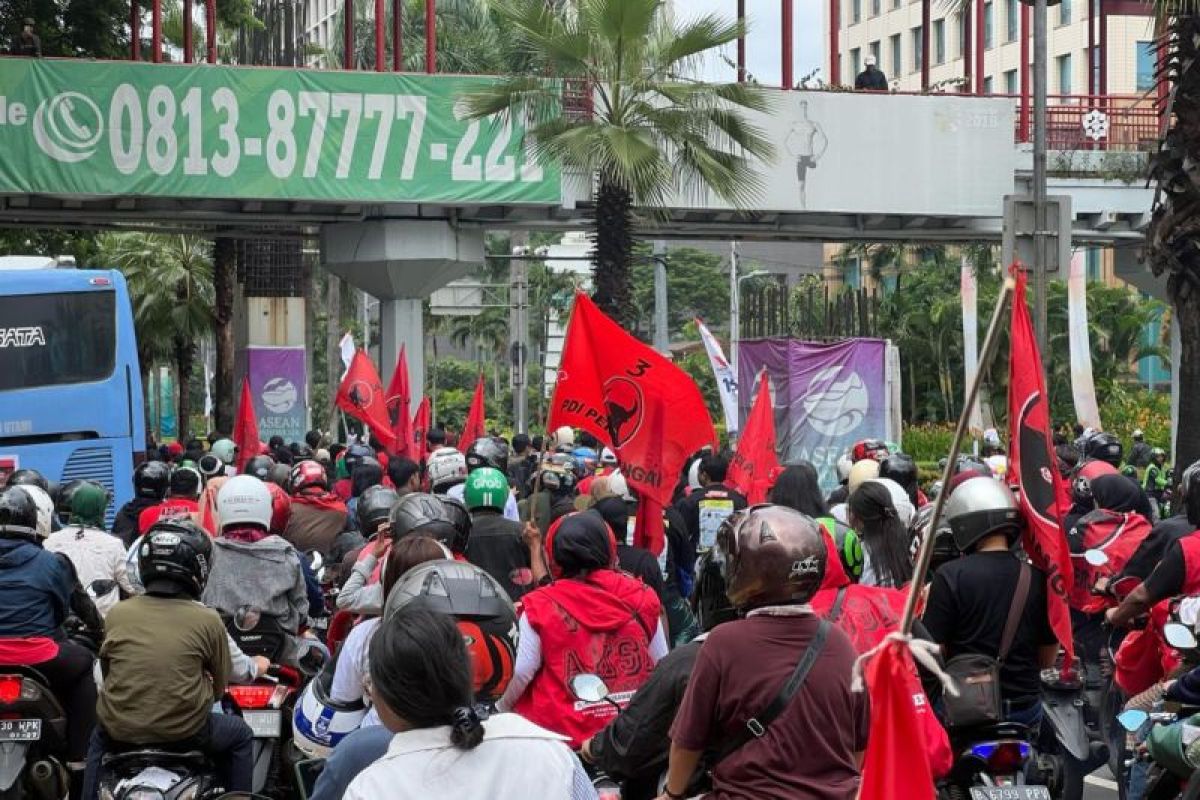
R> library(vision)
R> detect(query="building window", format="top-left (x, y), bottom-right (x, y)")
top-left (852, 0), bottom-right (862, 24)
top-left (844, 258), bottom-right (862, 290)
top-left (893, 0), bottom-right (902, 10)
top-left (1059, 0), bottom-right (1071, 24)
top-left (1085, 249), bottom-right (1101, 282)
top-left (872, 0), bottom-right (881, 16)
top-left (891, 33), bottom-right (902, 79)
top-left (1137, 41), bottom-right (1156, 90)
top-left (912, 27), bottom-right (924, 72)
top-left (871, 40), bottom-right (881, 66)
top-left (984, 2), bottom-right (994, 49)
top-left (851, 47), bottom-right (861, 77)
top-left (1005, 69), bottom-right (1018, 93)
top-left (1006, 0), bottom-right (1018, 42)
top-left (1057, 53), bottom-right (1072, 93)
top-left (984, 75), bottom-right (994, 94)
top-left (934, 19), bottom-right (946, 64)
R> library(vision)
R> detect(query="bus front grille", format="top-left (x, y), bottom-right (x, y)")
top-left (61, 447), bottom-right (116, 529)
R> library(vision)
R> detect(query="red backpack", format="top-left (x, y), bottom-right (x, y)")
top-left (1068, 509), bottom-right (1153, 614)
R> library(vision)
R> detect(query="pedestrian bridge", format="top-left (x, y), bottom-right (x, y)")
top-left (0, 57), bottom-right (1151, 245)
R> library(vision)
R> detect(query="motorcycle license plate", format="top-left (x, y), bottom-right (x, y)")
top-left (0, 719), bottom-right (41, 742)
top-left (241, 710), bottom-right (280, 739)
top-left (969, 788), bottom-right (1051, 800)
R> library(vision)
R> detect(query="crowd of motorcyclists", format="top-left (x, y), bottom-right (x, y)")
top-left (4, 420), bottom-right (1200, 799)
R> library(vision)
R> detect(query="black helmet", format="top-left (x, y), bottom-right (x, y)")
top-left (439, 496), bottom-right (473, 554)
top-left (343, 444), bottom-right (374, 476)
top-left (879, 453), bottom-right (919, 504)
top-left (56, 478), bottom-right (106, 517)
top-left (388, 492), bottom-right (451, 538)
top-left (944, 477), bottom-right (1022, 552)
top-left (952, 455), bottom-right (992, 478)
top-left (0, 486), bottom-right (39, 540)
top-left (382, 559), bottom-right (518, 701)
top-left (244, 455), bottom-right (276, 483)
top-left (7, 469), bottom-right (48, 492)
top-left (137, 519), bottom-right (213, 598)
top-left (134, 460), bottom-right (171, 500)
top-left (465, 437), bottom-right (510, 473)
top-left (1180, 460), bottom-right (1200, 526)
top-left (1084, 432), bottom-right (1123, 468)
top-left (356, 485), bottom-right (399, 534)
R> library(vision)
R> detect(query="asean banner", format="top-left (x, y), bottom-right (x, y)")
top-left (738, 338), bottom-right (900, 491)
top-left (246, 346), bottom-right (308, 445)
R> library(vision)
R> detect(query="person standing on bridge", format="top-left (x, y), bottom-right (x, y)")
top-left (11, 17), bottom-right (40, 57)
top-left (855, 55), bottom-right (888, 90)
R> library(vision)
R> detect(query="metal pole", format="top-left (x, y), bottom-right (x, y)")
top-left (653, 242), bottom-right (669, 355)
top-left (729, 242), bottom-right (740, 403)
top-left (1019, 3), bottom-right (1030, 140)
top-left (343, 0), bottom-right (354, 69)
top-left (921, 0), bottom-right (930, 90)
top-left (737, 0), bottom-right (746, 82)
top-left (782, 0), bottom-right (794, 89)
top-left (975, 0), bottom-right (985, 93)
top-left (392, 0), bottom-right (402, 70)
top-left (151, 0), bottom-right (162, 62)
top-left (205, 0), bottom-right (216, 63)
top-left (425, 0), bottom-right (435, 73)
top-left (829, 0), bottom-right (840, 84)
top-left (1033, 0), bottom-right (1049, 352)
top-left (131, 0), bottom-right (141, 61)
top-left (963, 1), bottom-right (972, 93)
top-left (374, 0), bottom-right (384, 71)
top-left (510, 252), bottom-right (529, 434)
top-left (183, 0), bottom-right (193, 63)
top-left (901, 276), bottom-right (1016, 633)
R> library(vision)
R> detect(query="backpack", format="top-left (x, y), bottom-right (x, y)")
top-left (1068, 509), bottom-right (1153, 614)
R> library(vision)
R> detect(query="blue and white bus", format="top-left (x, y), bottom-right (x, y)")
top-left (0, 257), bottom-right (145, 524)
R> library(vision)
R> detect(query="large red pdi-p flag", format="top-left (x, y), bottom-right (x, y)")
top-left (385, 345), bottom-right (413, 458)
top-left (459, 374), bottom-right (487, 453)
top-left (1008, 266), bottom-right (1074, 663)
top-left (232, 378), bottom-right (260, 472)
top-left (549, 291), bottom-right (716, 509)
top-left (728, 371), bottom-right (782, 504)
top-left (411, 396), bottom-right (432, 465)
top-left (336, 350), bottom-right (396, 451)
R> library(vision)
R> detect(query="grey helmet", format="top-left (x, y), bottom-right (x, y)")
top-left (944, 476), bottom-right (1022, 553)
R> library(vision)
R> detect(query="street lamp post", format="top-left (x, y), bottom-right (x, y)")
top-left (729, 240), bottom-right (768, 434)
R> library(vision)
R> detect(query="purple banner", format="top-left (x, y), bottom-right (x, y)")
top-left (739, 338), bottom-right (888, 491)
top-left (247, 347), bottom-right (308, 445)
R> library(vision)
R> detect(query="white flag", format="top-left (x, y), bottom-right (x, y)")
top-left (960, 256), bottom-right (984, 436)
top-left (1068, 250), bottom-right (1102, 429)
top-left (338, 332), bottom-right (356, 378)
top-left (696, 318), bottom-right (740, 433)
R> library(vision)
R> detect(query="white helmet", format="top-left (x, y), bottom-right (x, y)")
top-left (552, 426), bottom-right (575, 449)
top-left (217, 475), bottom-right (273, 532)
top-left (836, 453), bottom-right (854, 483)
top-left (599, 447), bottom-right (618, 467)
top-left (847, 459), bottom-right (881, 496)
top-left (607, 470), bottom-right (635, 503)
top-left (292, 671), bottom-right (368, 759)
top-left (427, 447), bottom-right (467, 492)
top-left (687, 459), bottom-right (703, 490)
top-left (22, 485), bottom-right (54, 539)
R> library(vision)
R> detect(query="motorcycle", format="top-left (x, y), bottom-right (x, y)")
top-left (96, 746), bottom-right (225, 800)
top-left (937, 722), bottom-right (1049, 800)
top-left (568, 674), bottom-right (623, 800)
top-left (0, 668), bottom-right (69, 800)
top-left (223, 605), bottom-right (314, 798)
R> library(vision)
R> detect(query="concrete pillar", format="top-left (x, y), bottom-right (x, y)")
top-left (321, 219), bottom-right (484, 418)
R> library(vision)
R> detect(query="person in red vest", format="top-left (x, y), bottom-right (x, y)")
top-left (496, 510), bottom-right (666, 749)
top-left (137, 466), bottom-right (202, 535)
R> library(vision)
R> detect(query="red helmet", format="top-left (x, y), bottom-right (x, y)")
top-left (289, 460), bottom-right (328, 495)
top-left (852, 439), bottom-right (889, 463)
top-left (265, 482), bottom-right (292, 537)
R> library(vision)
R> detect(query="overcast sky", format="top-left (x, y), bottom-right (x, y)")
top-left (673, 0), bottom-right (823, 86)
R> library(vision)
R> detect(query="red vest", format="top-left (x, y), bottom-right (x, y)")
top-left (1179, 532), bottom-right (1200, 595)
top-left (1068, 510), bottom-right (1153, 613)
top-left (514, 570), bottom-right (660, 748)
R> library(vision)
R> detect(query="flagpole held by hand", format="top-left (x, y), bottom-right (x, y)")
top-left (899, 272), bottom-right (1017, 635)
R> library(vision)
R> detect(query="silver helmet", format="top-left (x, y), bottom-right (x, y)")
top-left (943, 476), bottom-right (1022, 552)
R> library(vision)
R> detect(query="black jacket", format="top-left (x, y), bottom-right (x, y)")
top-left (590, 639), bottom-right (704, 800)
top-left (465, 511), bottom-right (533, 601)
top-left (855, 67), bottom-right (889, 90)
top-left (112, 497), bottom-right (160, 547)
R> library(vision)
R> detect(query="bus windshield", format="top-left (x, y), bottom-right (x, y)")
top-left (0, 291), bottom-right (117, 391)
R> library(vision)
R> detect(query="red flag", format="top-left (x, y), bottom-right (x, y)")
top-left (232, 378), bottom-right (260, 473)
top-left (727, 371), bottom-right (782, 503)
top-left (411, 396), bottom-right (432, 464)
top-left (459, 374), bottom-right (486, 453)
top-left (385, 345), bottom-right (412, 458)
top-left (634, 496), bottom-right (665, 558)
top-left (1008, 267), bottom-right (1074, 663)
top-left (336, 350), bottom-right (396, 451)
top-left (859, 641), bottom-right (937, 799)
top-left (549, 292), bottom-right (716, 510)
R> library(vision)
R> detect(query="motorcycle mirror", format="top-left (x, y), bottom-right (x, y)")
top-left (1164, 622), bottom-right (1199, 650)
top-left (308, 550), bottom-right (323, 572)
top-left (89, 579), bottom-right (117, 598)
top-left (569, 673), bottom-right (610, 704)
top-left (1084, 549), bottom-right (1109, 567)
top-left (234, 605), bottom-right (262, 633)
top-left (1117, 709), bottom-right (1149, 732)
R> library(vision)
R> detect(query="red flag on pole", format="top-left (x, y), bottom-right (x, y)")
top-left (859, 641), bottom-right (937, 799)
top-left (336, 350), bottom-right (397, 451)
top-left (232, 377), bottom-right (260, 473)
top-left (1008, 267), bottom-right (1074, 663)
top-left (549, 291), bottom-right (716, 513)
top-left (385, 345), bottom-right (412, 458)
top-left (411, 396), bottom-right (432, 465)
top-left (459, 374), bottom-right (486, 453)
top-left (727, 371), bottom-right (782, 504)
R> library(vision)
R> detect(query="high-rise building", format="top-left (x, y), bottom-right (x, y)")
top-left (304, 0), bottom-right (341, 67)
top-left (826, 0), bottom-right (1156, 96)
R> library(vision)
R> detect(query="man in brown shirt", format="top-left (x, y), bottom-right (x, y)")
top-left (82, 521), bottom-right (253, 798)
top-left (661, 506), bottom-right (869, 800)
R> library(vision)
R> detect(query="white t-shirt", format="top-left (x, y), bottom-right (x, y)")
top-left (329, 617), bottom-right (381, 728)
top-left (44, 526), bottom-right (137, 616)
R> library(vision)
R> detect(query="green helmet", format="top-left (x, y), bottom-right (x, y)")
top-left (463, 467), bottom-right (509, 512)
top-left (210, 438), bottom-right (236, 465)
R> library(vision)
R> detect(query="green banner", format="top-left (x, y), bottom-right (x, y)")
top-left (0, 59), bottom-right (560, 205)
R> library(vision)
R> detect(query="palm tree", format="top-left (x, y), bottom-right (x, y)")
top-left (100, 233), bottom-right (215, 441)
top-left (459, 0), bottom-right (774, 329)
top-left (1147, 17), bottom-right (1200, 468)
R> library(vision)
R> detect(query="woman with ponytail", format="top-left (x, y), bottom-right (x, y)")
top-left (344, 606), bottom-right (594, 799)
